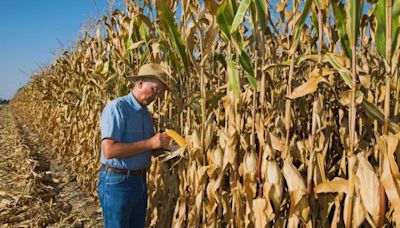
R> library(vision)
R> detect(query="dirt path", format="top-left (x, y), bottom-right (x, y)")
top-left (0, 106), bottom-right (103, 227)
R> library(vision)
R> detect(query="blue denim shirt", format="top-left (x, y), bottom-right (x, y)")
top-left (100, 92), bottom-right (154, 170)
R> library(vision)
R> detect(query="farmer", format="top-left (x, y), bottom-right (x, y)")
top-left (97, 63), bottom-right (172, 228)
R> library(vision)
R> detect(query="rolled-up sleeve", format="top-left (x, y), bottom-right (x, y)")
top-left (100, 103), bottom-right (125, 142)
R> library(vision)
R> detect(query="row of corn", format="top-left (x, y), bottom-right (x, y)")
top-left (10, 0), bottom-right (400, 227)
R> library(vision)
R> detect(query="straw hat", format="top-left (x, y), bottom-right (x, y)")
top-left (126, 63), bottom-right (172, 91)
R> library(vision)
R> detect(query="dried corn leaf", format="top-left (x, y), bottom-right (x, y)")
top-left (314, 178), bottom-right (349, 194)
top-left (378, 136), bottom-right (400, 225)
top-left (288, 68), bottom-right (328, 99)
top-left (387, 135), bottom-right (400, 179)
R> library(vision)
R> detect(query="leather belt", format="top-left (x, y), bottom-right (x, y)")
top-left (101, 164), bottom-right (147, 176)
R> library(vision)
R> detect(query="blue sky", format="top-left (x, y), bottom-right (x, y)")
top-left (0, 0), bottom-right (123, 100)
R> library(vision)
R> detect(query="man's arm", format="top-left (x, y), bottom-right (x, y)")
top-left (102, 132), bottom-right (170, 159)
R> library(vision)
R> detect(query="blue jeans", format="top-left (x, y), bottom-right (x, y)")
top-left (98, 168), bottom-right (148, 228)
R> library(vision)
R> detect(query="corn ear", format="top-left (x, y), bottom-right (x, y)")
top-left (264, 160), bottom-right (283, 210)
top-left (166, 129), bottom-right (187, 148)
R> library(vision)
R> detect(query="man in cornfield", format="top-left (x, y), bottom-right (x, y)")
top-left (97, 63), bottom-right (172, 228)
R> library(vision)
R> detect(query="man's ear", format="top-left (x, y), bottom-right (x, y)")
top-left (136, 79), bottom-right (143, 88)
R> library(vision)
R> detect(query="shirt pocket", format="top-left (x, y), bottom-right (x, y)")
top-left (124, 117), bottom-right (144, 142)
top-left (123, 129), bottom-right (143, 142)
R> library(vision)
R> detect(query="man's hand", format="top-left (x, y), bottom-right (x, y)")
top-left (148, 132), bottom-right (171, 149)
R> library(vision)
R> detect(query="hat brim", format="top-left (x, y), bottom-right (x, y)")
top-left (126, 74), bottom-right (172, 91)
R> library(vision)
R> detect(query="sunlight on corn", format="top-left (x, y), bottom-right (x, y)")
top-left (9, 0), bottom-right (400, 227)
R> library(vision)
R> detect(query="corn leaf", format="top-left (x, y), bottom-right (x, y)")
top-left (227, 60), bottom-right (240, 99)
top-left (254, 0), bottom-right (269, 34)
top-left (378, 136), bottom-right (400, 222)
top-left (287, 69), bottom-right (328, 99)
top-left (346, 0), bottom-right (364, 46)
top-left (315, 0), bottom-right (328, 9)
top-left (331, 0), bottom-right (352, 58)
top-left (156, 0), bottom-right (190, 72)
top-left (239, 49), bottom-right (257, 90)
top-left (216, 0), bottom-right (237, 42)
top-left (314, 178), bottom-right (350, 194)
top-left (289, 0), bottom-right (313, 55)
top-left (230, 0), bottom-right (251, 34)
top-left (310, 3), bottom-right (319, 37)
top-left (374, 0), bottom-right (400, 59)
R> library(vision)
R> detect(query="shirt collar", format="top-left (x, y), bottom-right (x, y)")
top-left (128, 92), bottom-right (147, 111)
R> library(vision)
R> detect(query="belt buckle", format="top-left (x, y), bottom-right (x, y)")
top-left (127, 169), bottom-right (131, 176)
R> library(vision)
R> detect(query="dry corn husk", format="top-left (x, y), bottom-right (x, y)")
top-left (263, 160), bottom-right (283, 210)
top-left (356, 153), bottom-right (380, 226)
top-left (344, 194), bottom-right (365, 228)
top-left (244, 151), bottom-right (258, 174)
top-left (282, 160), bottom-right (310, 223)
top-left (252, 198), bottom-right (272, 228)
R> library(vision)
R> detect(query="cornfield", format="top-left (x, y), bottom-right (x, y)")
top-left (10, 0), bottom-right (400, 227)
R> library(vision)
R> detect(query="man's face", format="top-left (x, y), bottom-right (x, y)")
top-left (136, 79), bottom-right (166, 106)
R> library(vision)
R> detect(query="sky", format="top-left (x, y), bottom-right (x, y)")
top-left (0, 0), bottom-right (123, 100)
